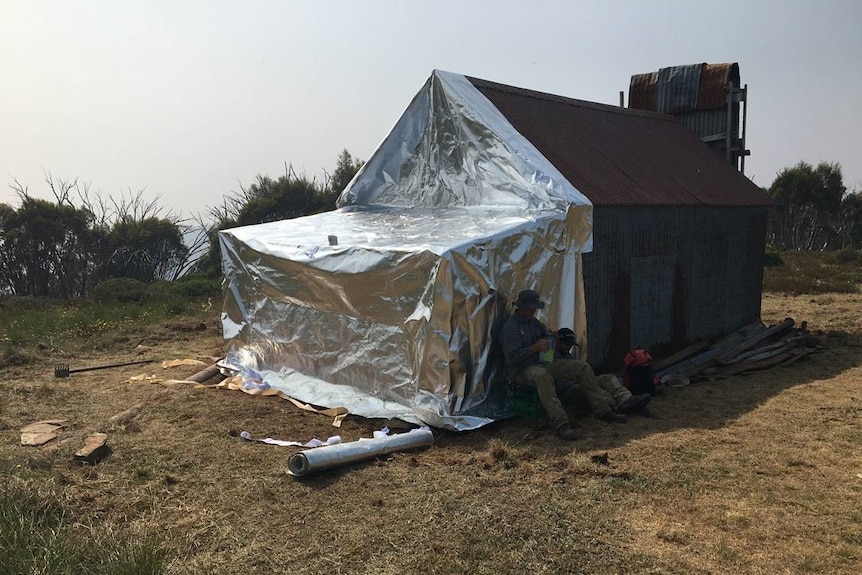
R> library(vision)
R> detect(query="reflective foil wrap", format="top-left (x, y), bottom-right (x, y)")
top-left (219, 70), bottom-right (593, 430)
top-left (287, 428), bottom-right (435, 477)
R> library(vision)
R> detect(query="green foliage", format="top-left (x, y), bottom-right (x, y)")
top-left (91, 278), bottom-right (149, 303)
top-left (99, 217), bottom-right (187, 284)
top-left (161, 297), bottom-right (190, 316)
top-left (766, 161), bottom-right (847, 250)
top-left (0, 479), bottom-right (170, 575)
top-left (145, 280), bottom-right (176, 301)
top-left (196, 150), bottom-right (362, 278)
top-left (764, 246), bottom-right (784, 267)
top-left (235, 173), bottom-right (336, 226)
top-left (330, 149), bottom-right (365, 198)
top-left (762, 250), bottom-right (862, 295)
top-left (146, 275), bottom-right (219, 300)
top-left (0, 295), bottom-right (51, 313)
top-left (836, 192), bottom-right (862, 249)
top-left (827, 248), bottom-right (861, 264)
top-left (0, 180), bottom-right (193, 297)
top-left (0, 291), bottom-right (214, 364)
top-left (174, 274), bottom-right (221, 297)
top-left (0, 197), bottom-right (95, 298)
top-left (191, 218), bottom-right (235, 279)
top-left (88, 275), bottom-right (217, 318)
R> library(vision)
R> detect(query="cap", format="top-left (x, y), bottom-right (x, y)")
top-left (558, 327), bottom-right (577, 346)
top-left (514, 289), bottom-right (545, 310)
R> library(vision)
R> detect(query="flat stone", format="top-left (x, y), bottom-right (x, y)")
top-left (74, 433), bottom-right (111, 464)
top-left (21, 431), bottom-right (59, 446)
top-left (20, 420), bottom-right (69, 434)
top-left (20, 420), bottom-right (69, 446)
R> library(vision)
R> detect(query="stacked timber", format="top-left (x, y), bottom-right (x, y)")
top-left (653, 318), bottom-right (823, 382)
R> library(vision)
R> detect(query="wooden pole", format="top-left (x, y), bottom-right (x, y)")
top-left (187, 362), bottom-right (225, 384)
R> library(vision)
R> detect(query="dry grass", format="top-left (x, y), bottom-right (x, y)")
top-left (1, 294), bottom-right (861, 574)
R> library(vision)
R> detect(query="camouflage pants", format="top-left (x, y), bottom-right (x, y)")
top-left (515, 359), bottom-right (617, 429)
top-left (557, 373), bottom-right (633, 413)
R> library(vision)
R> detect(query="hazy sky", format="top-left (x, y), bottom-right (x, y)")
top-left (2, 0), bottom-right (860, 217)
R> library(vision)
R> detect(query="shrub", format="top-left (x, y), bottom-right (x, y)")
top-left (0, 341), bottom-right (34, 368)
top-left (0, 296), bottom-right (51, 313)
top-left (763, 250), bottom-right (862, 294)
top-left (144, 276), bottom-right (220, 302)
top-left (145, 280), bottom-right (175, 301)
top-left (828, 248), bottom-right (861, 264)
top-left (174, 274), bottom-right (221, 297)
top-left (91, 278), bottom-right (148, 303)
top-left (763, 245), bottom-right (784, 267)
top-left (162, 297), bottom-right (190, 315)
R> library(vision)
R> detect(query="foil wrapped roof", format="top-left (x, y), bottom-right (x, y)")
top-left (219, 70), bottom-right (592, 430)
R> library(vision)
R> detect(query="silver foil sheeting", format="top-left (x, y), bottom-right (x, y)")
top-left (287, 428), bottom-right (435, 477)
top-left (219, 70), bottom-right (593, 430)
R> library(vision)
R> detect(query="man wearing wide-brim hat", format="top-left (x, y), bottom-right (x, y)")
top-left (499, 289), bottom-right (632, 441)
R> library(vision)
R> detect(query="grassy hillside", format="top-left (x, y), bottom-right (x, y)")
top-left (0, 255), bottom-right (860, 574)
top-left (763, 249), bottom-right (862, 294)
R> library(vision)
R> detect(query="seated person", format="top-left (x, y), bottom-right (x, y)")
top-left (499, 289), bottom-right (632, 442)
top-left (554, 328), bottom-right (652, 418)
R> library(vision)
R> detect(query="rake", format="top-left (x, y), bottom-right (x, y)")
top-left (54, 359), bottom-right (154, 378)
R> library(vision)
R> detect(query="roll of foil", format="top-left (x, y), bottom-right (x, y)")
top-left (287, 428), bottom-right (434, 477)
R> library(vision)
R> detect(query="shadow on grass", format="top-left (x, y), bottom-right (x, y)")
top-left (432, 328), bottom-right (862, 454)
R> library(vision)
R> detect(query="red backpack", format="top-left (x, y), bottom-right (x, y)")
top-left (623, 349), bottom-right (656, 395)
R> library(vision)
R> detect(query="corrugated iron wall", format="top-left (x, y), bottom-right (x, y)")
top-left (675, 108), bottom-right (740, 159)
top-left (583, 205), bottom-right (767, 371)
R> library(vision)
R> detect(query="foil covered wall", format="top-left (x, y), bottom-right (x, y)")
top-left (220, 70), bottom-right (592, 430)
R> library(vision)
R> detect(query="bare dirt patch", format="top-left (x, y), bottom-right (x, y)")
top-left (1, 293), bottom-right (861, 574)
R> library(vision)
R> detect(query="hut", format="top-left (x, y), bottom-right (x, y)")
top-left (469, 66), bottom-right (771, 370)
top-left (219, 68), bottom-right (773, 428)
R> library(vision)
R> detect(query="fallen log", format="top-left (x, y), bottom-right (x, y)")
top-left (187, 361), bottom-right (225, 384)
top-left (654, 322), bottom-right (764, 378)
top-left (721, 337), bottom-right (800, 364)
top-left (776, 347), bottom-right (817, 367)
top-left (108, 403), bottom-right (145, 425)
top-left (713, 318), bottom-right (795, 364)
top-left (722, 341), bottom-right (796, 366)
top-left (717, 349), bottom-right (801, 376)
top-left (652, 338), bottom-right (712, 372)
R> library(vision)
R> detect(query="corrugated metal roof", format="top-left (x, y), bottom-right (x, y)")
top-left (467, 75), bottom-right (771, 207)
top-left (657, 64), bottom-right (702, 114)
top-left (629, 71), bottom-right (658, 111)
top-left (697, 63), bottom-right (739, 109)
top-left (629, 63), bottom-right (740, 113)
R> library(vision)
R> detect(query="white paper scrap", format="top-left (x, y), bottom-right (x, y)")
top-left (239, 431), bottom-right (342, 448)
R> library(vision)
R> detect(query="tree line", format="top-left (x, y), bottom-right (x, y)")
top-left (0, 154), bottom-right (856, 298)
top-left (0, 150), bottom-right (363, 298)
top-left (766, 161), bottom-right (861, 251)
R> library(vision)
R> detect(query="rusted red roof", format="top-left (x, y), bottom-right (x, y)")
top-left (467, 75), bottom-right (771, 207)
top-left (630, 63), bottom-right (740, 113)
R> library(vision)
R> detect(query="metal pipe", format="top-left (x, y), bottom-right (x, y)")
top-left (741, 83), bottom-right (748, 174)
top-left (726, 80), bottom-right (734, 164)
top-left (287, 428), bottom-right (434, 477)
top-left (55, 359), bottom-right (153, 378)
